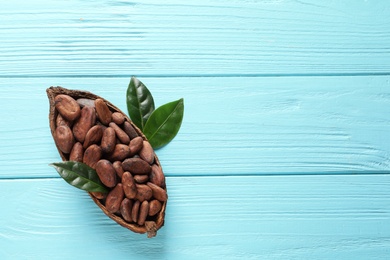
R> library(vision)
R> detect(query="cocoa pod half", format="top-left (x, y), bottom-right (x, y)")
top-left (47, 86), bottom-right (166, 238)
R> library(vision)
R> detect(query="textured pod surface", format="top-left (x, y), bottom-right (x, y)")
top-left (47, 86), bottom-right (167, 237)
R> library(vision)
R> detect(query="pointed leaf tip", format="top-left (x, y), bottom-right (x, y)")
top-left (126, 77), bottom-right (155, 131)
top-left (143, 98), bottom-right (184, 149)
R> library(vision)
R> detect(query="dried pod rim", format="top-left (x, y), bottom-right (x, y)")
top-left (47, 86), bottom-right (166, 238)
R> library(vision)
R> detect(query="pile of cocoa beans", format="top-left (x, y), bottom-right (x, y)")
top-left (52, 93), bottom-right (167, 228)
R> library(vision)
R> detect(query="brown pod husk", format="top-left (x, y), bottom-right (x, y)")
top-left (47, 86), bottom-right (166, 238)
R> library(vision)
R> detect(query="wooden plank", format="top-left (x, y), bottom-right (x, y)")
top-left (1, 175), bottom-right (389, 259)
top-left (1, 0), bottom-right (390, 77)
top-left (1, 76), bottom-right (390, 178)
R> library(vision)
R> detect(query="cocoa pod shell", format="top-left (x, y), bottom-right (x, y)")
top-left (47, 86), bottom-right (166, 237)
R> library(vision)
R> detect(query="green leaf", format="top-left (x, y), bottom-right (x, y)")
top-left (143, 98), bottom-right (184, 149)
top-left (126, 76), bottom-right (155, 131)
top-left (49, 161), bottom-right (108, 193)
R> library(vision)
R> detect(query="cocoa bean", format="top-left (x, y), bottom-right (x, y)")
top-left (123, 121), bottom-right (138, 139)
top-left (148, 200), bottom-right (162, 216)
top-left (122, 158), bottom-right (151, 175)
top-left (149, 164), bottom-right (166, 188)
top-left (101, 127), bottom-right (116, 153)
top-left (122, 172), bottom-right (137, 199)
top-left (69, 142), bottom-right (84, 162)
top-left (120, 198), bottom-right (133, 222)
top-left (138, 200), bottom-right (149, 226)
top-left (54, 125), bottom-right (74, 154)
top-left (73, 106), bottom-right (96, 142)
top-left (129, 136), bottom-right (144, 156)
top-left (131, 200), bottom-right (140, 223)
top-left (105, 183), bottom-right (124, 213)
top-left (139, 141), bottom-right (154, 164)
top-left (54, 94), bottom-right (81, 121)
top-left (77, 98), bottom-right (95, 108)
top-left (135, 184), bottom-right (153, 202)
top-left (111, 112), bottom-right (125, 125)
top-left (109, 122), bottom-right (130, 144)
top-left (107, 144), bottom-right (130, 161)
top-left (95, 98), bottom-right (112, 125)
top-left (113, 161), bottom-right (124, 179)
top-left (83, 125), bottom-right (104, 149)
top-left (95, 159), bottom-right (117, 188)
top-left (133, 175), bottom-right (149, 184)
top-left (147, 182), bottom-right (167, 202)
top-left (83, 144), bottom-right (102, 169)
top-left (56, 114), bottom-right (71, 128)
top-left (90, 191), bottom-right (107, 200)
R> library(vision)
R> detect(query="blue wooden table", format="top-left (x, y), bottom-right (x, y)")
top-left (1, 1), bottom-right (390, 259)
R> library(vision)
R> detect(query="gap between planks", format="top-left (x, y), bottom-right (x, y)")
top-left (1, 72), bottom-right (390, 78)
top-left (1, 172), bottom-right (390, 182)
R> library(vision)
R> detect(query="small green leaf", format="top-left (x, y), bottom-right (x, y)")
top-left (126, 76), bottom-right (155, 131)
top-left (49, 161), bottom-right (108, 193)
top-left (143, 98), bottom-right (184, 149)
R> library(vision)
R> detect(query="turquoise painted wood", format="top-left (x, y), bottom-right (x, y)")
top-left (1, 0), bottom-right (390, 259)
top-left (1, 76), bottom-right (390, 178)
top-left (1, 176), bottom-right (390, 259)
top-left (1, 0), bottom-right (390, 77)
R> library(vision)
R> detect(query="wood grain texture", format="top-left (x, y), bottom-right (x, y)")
top-left (1, 76), bottom-right (389, 178)
top-left (1, 0), bottom-right (390, 77)
top-left (1, 176), bottom-right (389, 259)
top-left (1, 1), bottom-right (390, 259)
